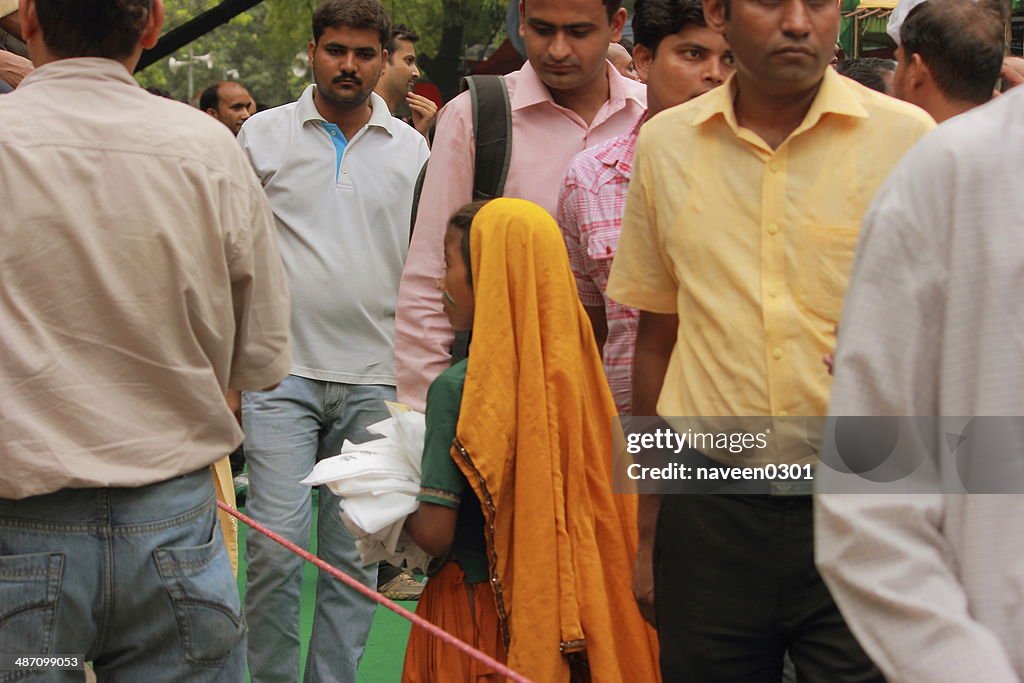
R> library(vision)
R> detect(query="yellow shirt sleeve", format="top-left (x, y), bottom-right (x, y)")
top-left (607, 131), bottom-right (678, 315)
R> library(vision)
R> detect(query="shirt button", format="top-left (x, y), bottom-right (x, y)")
top-left (770, 162), bottom-right (780, 173)
top-left (330, 129), bottom-right (337, 136)
top-left (768, 287), bottom-right (779, 298)
top-left (768, 224), bottom-right (779, 235)
top-left (342, 168), bottom-right (348, 175)
top-left (773, 347), bottom-right (784, 360)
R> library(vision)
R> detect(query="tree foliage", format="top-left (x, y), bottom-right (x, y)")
top-left (135, 0), bottom-right (307, 106)
top-left (136, 0), bottom-right (508, 107)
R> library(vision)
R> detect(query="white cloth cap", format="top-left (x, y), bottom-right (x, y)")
top-left (887, 0), bottom-right (980, 46)
top-left (887, 0), bottom-right (930, 45)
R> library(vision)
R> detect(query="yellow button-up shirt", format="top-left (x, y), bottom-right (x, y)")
top-left (608, 68), bottom-right (934, 465)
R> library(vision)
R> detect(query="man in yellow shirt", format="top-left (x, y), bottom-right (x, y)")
top-left (607, 0), bottom-right (933, 678)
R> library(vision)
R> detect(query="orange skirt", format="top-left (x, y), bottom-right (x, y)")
top-left (402, 561), bottom-right (507, 682)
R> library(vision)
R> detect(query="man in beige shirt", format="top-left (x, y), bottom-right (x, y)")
top-left (0, 1), bottom-right (291, 679)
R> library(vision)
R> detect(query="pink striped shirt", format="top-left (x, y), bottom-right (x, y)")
top-left (557, 119), bottom-right (643, 415)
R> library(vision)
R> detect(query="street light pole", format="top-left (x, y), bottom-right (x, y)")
top-left (187, 44), bottom-right (194, 102)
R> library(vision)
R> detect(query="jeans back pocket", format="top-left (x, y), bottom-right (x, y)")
top-left (0, 552), bottom-right (64, 682)
top-left (155, 532), bottom-right (244, 666)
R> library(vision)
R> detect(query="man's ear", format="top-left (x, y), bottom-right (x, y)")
top-left (307, 39), bottom-right (316, 72)
top-left (609, 7), bottom-right (627, 42)
top-left (204, 107), bottom-right (221, 120)
top-left (703, 0), bottom-right (728, 34)
top-left (17, 0), bottom-right (39, 45)
top-left (908, 52), bottom-right (929, 90)
top-left (633, 43), bottom-right (653, 84)
top-left (518, 0), bottom-right (526, 38)
top-left (139, 0), bottom-right (164, 50)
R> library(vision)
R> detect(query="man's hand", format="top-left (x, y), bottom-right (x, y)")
top-left (632, 493), bottom-right (661, 626)
top-left (632, 544), bottom-right (657, 625)
top-left (1000, 56), bottom-right (1024, 92)
top-left (823, 323), bottom-right (839, 375)
top-left (407, 92), bottom-right (438, 139)
top-left (225, 389), bottom-right (243, 425)
top-left (0, 50), bottom-right (32, 88)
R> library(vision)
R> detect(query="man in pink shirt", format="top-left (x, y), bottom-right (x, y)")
top-left (394, 0), bottom-right (646, 409)
top-left (556, 0), bottom-right (734, 415)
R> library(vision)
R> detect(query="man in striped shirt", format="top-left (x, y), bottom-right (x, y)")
top-left (556, 0), bottom-right (734, 414)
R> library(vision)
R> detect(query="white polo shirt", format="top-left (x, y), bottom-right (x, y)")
top-left (239, 86), bottom-right (429, 385)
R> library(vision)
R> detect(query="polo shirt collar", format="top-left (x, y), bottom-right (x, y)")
top-left (691, 66), bottom-right (870, 135)
top-left (510, 60), bottom-right (645, 113)
top-left (297, 84), bottom-right (395, 136)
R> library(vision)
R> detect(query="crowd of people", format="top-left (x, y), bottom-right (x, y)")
top-left (1, 0), bottom-right (1022, 681)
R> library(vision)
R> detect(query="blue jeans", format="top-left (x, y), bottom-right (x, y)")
top-left (0, 469), bottom-right (244, 683)
top-left (242, 377), bottom-right (394, 683)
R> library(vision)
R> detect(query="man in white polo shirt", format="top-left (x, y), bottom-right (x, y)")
top-left (236, 1), bottom-right (428, 681)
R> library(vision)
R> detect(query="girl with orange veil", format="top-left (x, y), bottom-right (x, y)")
top-left (402, 198), bottom-right (659, 682)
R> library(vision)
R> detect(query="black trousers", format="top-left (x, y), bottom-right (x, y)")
top-left (654, 494), bottom-right (884, 683)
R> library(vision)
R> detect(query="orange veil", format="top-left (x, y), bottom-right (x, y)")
top-left (452, 199), bottom-right (660, 682)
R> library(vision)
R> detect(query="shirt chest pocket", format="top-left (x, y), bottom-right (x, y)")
top-left (796, 223), bottom-right (859, 322)
top-left (585, 228), bottom-right (620, 265)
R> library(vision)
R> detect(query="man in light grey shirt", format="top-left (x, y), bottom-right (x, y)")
top-left (235, 1), bottom-right (428, 681)
top-left (816, 86), bottom-right (1024, 682)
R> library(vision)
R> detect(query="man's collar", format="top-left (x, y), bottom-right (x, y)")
top-left (510, 61), bottom-right (553, 111)
top-left (18, 57), bottom-right (138, 89)
top-left (593, 114), bottom-right (643, 171)
top-left (298, 84), bottom-right (395, 136)
top-left (690, 67), bottom-right (870, 134)
top-left (510, 60), bottom-right (645, 112)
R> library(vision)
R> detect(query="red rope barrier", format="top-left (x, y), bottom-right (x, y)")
top-left (218, 501), bottom-right (533, 683)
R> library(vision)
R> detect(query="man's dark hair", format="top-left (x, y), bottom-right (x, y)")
top-left (446, 200), bottom-right (490, 286)
top-left (312, 0), bottom-right (392, 49)
top-left (632, 0), bottom-right (707, 54)
top-left (198, 82), bottom-right (222, 111)
top-left (386, 23), bottom-right (419, 62)
top-left (900, 0), bottom-right (1004, 105)
top-left (145, 86), bottom-right (174, 100)
top-left (836, 58), bottom-right (896, 93)
top-left (523, 0), bottom-right (623, 22)
top-left (34, 0), bottom-right (152, 59)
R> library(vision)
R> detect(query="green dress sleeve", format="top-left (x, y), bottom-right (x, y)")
top-left (417, 360), bottom-right (469, 509)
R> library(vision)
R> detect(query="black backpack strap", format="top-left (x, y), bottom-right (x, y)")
top-left (449, 75), bottom-right (511, 365)
top-left (462, 74), bottom-right (512, 201)
top-left (409, 159), bottom-right (429, 245)
top-left (409, 77), bottom-right (509, 245)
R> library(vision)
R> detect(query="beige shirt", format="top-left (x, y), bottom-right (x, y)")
top-left (0, 58), bottom-right (291, 499)
top-left (816, 87), bottom-right (1024, 681)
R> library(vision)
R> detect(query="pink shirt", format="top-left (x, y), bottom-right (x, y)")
top-left (395, 62), bottom-right (646, 409)
top-left (557, 119), bottom-right (643, 415)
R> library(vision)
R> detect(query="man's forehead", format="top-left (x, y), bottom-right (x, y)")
top-left (220, 83), bottom-right (252, 102)
top-left (522, 0), bottom-right (609, 25)
top-left (393, 39), bottom-right (417, 56)
top-left (319, 24), bottom-right (383, 49)
top-left (669, 24), bottom-right (728, 49)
